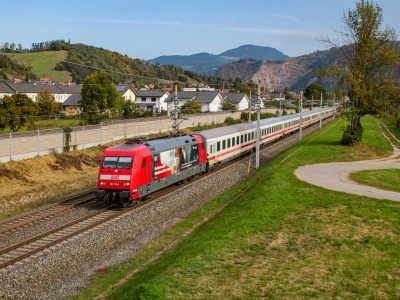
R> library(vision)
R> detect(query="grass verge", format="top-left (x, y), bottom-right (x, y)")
top-left (376, 117), bottom-right (400, 147)
top-left (351, 169), bottom-right (400, 194)
top-left (71, 116), bottom-right (400, 300)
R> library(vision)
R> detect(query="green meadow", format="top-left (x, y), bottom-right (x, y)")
top-left (5, 51), bottom-right (72, 82)
top-left (74, 116), bottom-right (400, 299)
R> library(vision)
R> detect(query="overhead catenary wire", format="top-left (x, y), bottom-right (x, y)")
top-left (2, 49), bottom-right (300, 90)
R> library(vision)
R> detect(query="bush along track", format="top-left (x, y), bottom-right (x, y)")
top-left (74, 116), bottom-right (399, 300)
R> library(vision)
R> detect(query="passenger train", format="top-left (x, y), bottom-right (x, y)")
top-left (96, 107), bottom-right (335, 205)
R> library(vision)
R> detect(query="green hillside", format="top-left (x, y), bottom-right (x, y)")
top-left (5, 51), bottom-right (72, 82)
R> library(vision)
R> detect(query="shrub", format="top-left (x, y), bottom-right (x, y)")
top-left (282, 110), bottom-right (287, 116)
top-left (240, 111), bottom-right (249, 122)
top-left (224, 117), bottom-right (236, 125)
top-left (396, 114), bottom-right (400, 129)
top-left (340, 122), bottom-right (364, 146)
top-left (131, 283), bottom-right (164, 300)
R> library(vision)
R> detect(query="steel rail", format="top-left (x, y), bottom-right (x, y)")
top-left (0, 190), bottom-right (96, 226)
top-left (0, 116), bottom-right (334, 269)
top-left (0, 197), bottom-right (97, 235)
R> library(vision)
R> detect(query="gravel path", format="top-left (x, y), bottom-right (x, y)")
top-left (295, 122), bottom-right (400, 202)
top-left (0, 119), bottom-right (333, 300)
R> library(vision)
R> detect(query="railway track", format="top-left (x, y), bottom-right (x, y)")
top-left (0, 191), bottom-right (97, 236)
top-left (0, 117), bottom-right (333, 270)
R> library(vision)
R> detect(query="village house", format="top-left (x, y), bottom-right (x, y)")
top-left (165, 91), bottom-right (225, 113)
top-left (136, 90), bottom-right (170, 113)
top-left (61, 94), bottom-right (82, 116)
top-left (222, 93), bottom-right (249, 110)
top-left (116, 85), bottom-right (138, 102)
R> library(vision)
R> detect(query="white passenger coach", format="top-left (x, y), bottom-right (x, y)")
top-left (196, 107), bottom-right (335, 170)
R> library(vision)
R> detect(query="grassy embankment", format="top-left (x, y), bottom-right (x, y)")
top-left (351, 169), bottom-right (400, 193)
top-left (5, 51), bottom-right (72, 82)
top-left (0, 119), bottom-right (240, 219)
top-left (71, 116), bottom-right (400, 300)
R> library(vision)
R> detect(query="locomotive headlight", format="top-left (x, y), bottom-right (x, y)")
top-left (123, 182), bottom-right (130, 186)
top-left (100, 181), bottom-right (106, 185)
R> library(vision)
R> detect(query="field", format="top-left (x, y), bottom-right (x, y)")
top-left (351, 169), bottom-right (400, 193)
top-left (71, 116), bottom-right (400, 299)
top-left (5, 51), bottom-right (72, 82)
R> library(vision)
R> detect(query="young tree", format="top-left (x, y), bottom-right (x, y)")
top-left (80, 71), bottom-right (120, 124)
top-left (304, 83), bottom-right (326, 100)
top-left (321, 0), bottom-right (398, 145)
top-left (181, 100), bottom-right (202, 114)
top-left (37, 90), bottom-right (59, 116)
top-left (0, 93), bottom-right (38, 131)
top-left (220, 98), bottom-right (237, 110)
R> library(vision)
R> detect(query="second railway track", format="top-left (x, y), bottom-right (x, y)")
top-left (0, 118), bottom-right (333, 270)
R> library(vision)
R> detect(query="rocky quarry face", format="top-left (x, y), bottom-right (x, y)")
top-left (251, 59), bottom-right (309, 91)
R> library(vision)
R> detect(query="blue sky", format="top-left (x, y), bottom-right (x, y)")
top-left (2, 0), bottom-right (399, 60)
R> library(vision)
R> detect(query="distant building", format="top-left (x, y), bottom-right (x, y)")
top-left (165, 91), bottom-right (224, 113)
top-left (183, 88), bottom-right (197, 92)
top-left (61, 94), bottom-right (82, 116)
top-left (116, 85), bottom-right (138, 102)
top-left (222, 93), bottom-right (249, 110)
top-left (136, 90), bottom-right (170, 113)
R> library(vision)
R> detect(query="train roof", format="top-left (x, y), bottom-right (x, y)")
top-left (195, 122), bottom-right (256, 140)
top-left (144, 136), bottom-right (199, 154)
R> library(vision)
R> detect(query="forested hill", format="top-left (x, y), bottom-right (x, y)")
top-left (49, 42), bottom-right (228, 86)
top-left (0, 54), bottom-right (38, 81)
top-left (219, 45), bottom-right (289, 60)
top-left (149, 45), bottom-right (289, 75)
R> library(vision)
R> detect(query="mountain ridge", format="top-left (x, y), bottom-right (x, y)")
top-left (148, 44), bottom-right (289, 75)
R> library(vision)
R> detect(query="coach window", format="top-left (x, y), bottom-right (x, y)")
top-left (217, 141), bottom-right (220, 152)
top-left (209, 143), bottom-right (213, 154)
top-left (232, 137), bottom-right (235, 147)
top-left (244, 134), bottom-right (247, 143)
top-left (222, 140), bottom-right (226, 150)
top-left (248, 133), bottom-right (250, 140)
top-left (252, 132), bottom-right (254, 140)
top-left (227, 139), bottom-right (231, 148)
top-left (236, 136), bottom-right (239, 145)
top-left (241, 135), bottom-right (243, 144)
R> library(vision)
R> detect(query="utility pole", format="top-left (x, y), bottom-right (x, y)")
top-left (256, 80), bottom-right (261, 169)
top-left (171, 84), bottom-right (187, 136)
top-left (311, 94), bottom-right (313, 111)
top-left (248, 90), bottom-right (252, 122)
top-left (279, 92), bottom-right (282, 116)
top-left (320, 92), bottom-right (322, 129)
top-left (299, 92), bottom-right (303, 141)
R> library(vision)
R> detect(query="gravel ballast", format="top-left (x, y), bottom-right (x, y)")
top-left (0, 119), bottom-right (333, 300)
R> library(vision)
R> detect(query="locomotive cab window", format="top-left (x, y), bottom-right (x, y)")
top-left (102, 156), bottom-right (133, 169)
top-left (141, 158), bottom-right (146, 168)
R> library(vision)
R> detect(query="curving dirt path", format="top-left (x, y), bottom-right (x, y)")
top-left (295, 122), bottom-right (400, 202)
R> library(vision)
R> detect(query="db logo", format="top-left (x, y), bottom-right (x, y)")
top-left (112, 175), bottom-right (119, 180)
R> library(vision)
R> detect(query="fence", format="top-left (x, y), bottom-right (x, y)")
top-left (0, 108), bottom-right (298, 163)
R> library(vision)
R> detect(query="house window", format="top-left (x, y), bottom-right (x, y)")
top-left (151, 98), bottom-right (156, 102)
top-left (141, 98), bottom-right (146, 102)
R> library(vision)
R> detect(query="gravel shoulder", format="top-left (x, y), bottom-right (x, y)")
top-left (295, 123), bottom-right (400, 202)
top-left (0, 119), bottom-right (333, 300)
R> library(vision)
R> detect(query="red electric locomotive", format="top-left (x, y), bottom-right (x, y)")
top-left (95, 135), bottom-right (206, 205)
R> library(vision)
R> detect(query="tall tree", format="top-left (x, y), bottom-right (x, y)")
top-left (321, 0), bottom-right (398, 145)
top-left (80, 71), bottom-right (120, 124)
top-left (0, 93), bottom-right (38, 132)
top-left (37, 90), bottom-right (59, 116)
